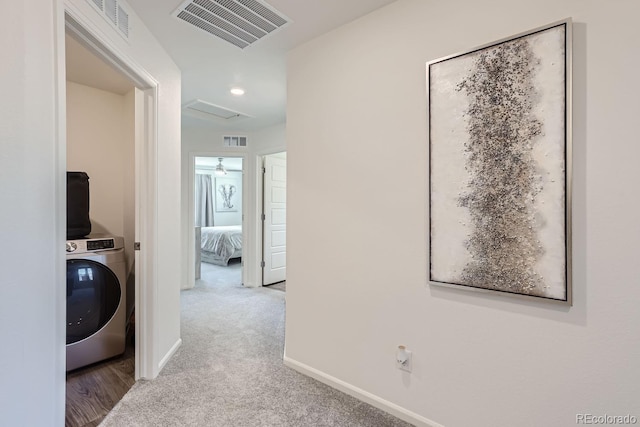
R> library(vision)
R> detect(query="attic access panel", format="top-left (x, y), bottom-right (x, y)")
top-left (173, 0), bottom-right (290, 49)
top-left (182, 99), bottom-right (251, 123)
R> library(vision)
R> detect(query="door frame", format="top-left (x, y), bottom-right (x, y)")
top-left (59, 2), bottom-right (160, 380)
top-left (188, 152), bottom-right (248, 289)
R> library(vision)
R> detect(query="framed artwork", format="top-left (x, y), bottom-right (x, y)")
top-left (215, 178), bottom-right (238, 212)
top-left (427, 19), bottom-right (572, 303)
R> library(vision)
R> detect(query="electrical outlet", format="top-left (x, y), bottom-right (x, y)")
top-left (396, 346), bottom-right (412, 373)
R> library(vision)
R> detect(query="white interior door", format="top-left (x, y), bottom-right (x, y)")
top-left (263, 154), bottom-right (286, 285)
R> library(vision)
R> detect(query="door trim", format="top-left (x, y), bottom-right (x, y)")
top-left (60, 1), bottom-right (160, 380)
top-left (188, 152), bottom-right (248, 289)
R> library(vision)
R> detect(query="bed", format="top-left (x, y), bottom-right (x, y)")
top-left (201, 225), bottom-right (242, 266)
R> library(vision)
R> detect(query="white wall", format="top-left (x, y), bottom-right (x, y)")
top-left (0, 0), bottom-right (181, 424)
top-left (181, 124), bottom-right (285, 289)
top-left (285, 1), bottom-right (640, 427)
top-left (252, 123), bottom-right (287, 154)
top-left (0, 2), bottom-right (65, 425)
top-left (66, 82), bottom-right (133, 254)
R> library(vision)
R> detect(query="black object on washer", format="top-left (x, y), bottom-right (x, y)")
top-left (67, 171), bottom-right (92, 239)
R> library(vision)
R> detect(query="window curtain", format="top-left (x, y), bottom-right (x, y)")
top-left (195, 174), bottom-right (214, 227)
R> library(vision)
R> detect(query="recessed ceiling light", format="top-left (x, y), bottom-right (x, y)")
top-left (230, 87), bottom-right (245, 96)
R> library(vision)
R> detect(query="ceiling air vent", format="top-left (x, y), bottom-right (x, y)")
top-left (86, 0), bottom-right (130, 40)
top-left (223, 135), bottom-right (248, 147)
top-left (173, 0), bottom-right (290, 49)
top-left (183, 99), bottom-right (251, 123)
top-left (105, 0), bottom-right (117, 24)
top-left (90, 0), bottom-right (104, 10)
top-left (118, 5), bottom-right (129, 37)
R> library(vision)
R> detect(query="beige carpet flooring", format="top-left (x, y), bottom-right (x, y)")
top-left (100, 260), bottom-right (410, 426)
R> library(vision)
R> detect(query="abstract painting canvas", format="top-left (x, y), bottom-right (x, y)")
top-left (428, 20), bottom-right (572, 303)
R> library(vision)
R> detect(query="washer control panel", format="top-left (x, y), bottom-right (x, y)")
top-left (66, 236), bottom-right (124, 254)
top-left (87, 239), bottom-right (115, 251)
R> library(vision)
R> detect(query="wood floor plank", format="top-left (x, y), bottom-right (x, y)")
top-left (106, 344), bottom-right (135, 387)
top-left (65, 341), bottom-right (134, 427)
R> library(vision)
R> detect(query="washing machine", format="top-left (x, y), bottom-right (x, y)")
top-left (66, 235), bottom-right (126, 371)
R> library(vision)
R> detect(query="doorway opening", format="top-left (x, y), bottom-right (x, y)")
top-left (64, 27), bottom-right (137, 427)
top-left (193, 156), bottom-right (245, 289)
top-left (62, 9), bottom-right (159, 425)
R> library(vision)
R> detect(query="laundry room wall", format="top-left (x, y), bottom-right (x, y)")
top-left (66, 81), bottom-right (135, 273)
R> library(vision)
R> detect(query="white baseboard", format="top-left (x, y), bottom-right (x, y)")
top-left (158, 338), bottom-right (182, 372)
top-left (283, 356), bottom-right (443, 427)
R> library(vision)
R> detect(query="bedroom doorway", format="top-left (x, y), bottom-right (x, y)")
top-left (194, 156), bottom-right (244, 287)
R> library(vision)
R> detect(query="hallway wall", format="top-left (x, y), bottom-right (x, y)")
top-left (0, 2), bottom-right (64, 424)
top-left (285, 1), bottom-right (640, 426)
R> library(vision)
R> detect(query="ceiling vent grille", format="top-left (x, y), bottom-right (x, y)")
top-left (90, 0), bottom-right (104, 10)
top-left (223, 135), bottom-right (248, 147)
top-left (117, 5), bottom-right (129, 37)
top-left (105, 0), bottom-right (117, 24)
top-left (86, 0), bottom-right (130, 40)
top-left (173, 0), bottom-right (290, 49)
top-left (183, 99), bottom-right (251, 123)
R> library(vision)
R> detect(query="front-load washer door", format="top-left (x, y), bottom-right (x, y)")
top-left (66, 259), bottom-right (121, 345)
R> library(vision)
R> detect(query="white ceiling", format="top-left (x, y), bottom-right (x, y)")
top-left (126, 0), bottom-right (398, 131)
